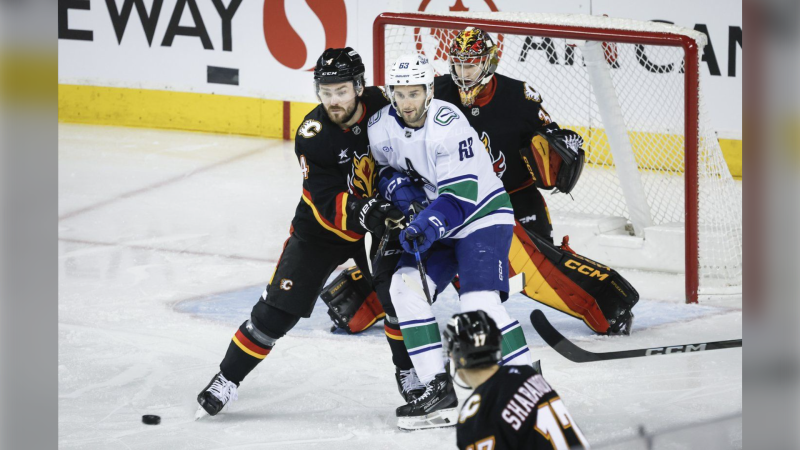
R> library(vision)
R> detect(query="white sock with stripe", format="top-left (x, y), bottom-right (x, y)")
top-left (390, 267), bottom-right (445, 384)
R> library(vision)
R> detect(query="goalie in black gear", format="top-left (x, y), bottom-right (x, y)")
top-left (444, 311), bottom-right (589, 450)
top-left (434, 26), bottom-right (638, 335)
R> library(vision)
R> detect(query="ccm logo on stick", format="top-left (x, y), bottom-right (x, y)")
top-left (646, 344), bottom-right (707, 356)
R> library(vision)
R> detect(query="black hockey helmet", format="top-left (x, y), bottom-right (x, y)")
top-left (313, 47), bottom-right (366, 88)
top-left (443, 311), bottom-right (502, 370)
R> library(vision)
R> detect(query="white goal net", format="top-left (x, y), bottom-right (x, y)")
top-left (375, 12), bottom-right (742, 302)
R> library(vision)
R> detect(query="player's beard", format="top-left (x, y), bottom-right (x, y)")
top-left (401, 103), bottom-right (426, 127)
top-left (325, 100), bottom-right (359, 126)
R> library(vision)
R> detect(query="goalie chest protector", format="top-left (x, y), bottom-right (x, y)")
top-left (433, 73), bottom-right (552, 193)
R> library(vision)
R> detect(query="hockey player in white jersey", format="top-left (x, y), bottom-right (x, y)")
top-left (368, 54), bottom-right (533, 430)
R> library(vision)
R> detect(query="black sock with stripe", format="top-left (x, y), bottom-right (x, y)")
top-left (384, 319), bottom-right (413, 370)
top-left (220, 321), bottom-right (274, 385)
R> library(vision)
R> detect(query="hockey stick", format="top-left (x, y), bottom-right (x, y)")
top-left (412, 240), bottom-right (433, 305)
top-left (368, 221), bottom-right (398, 276)
top-left (364, 232), bottom-right (373, 274)
top-left (530, 309), bottom-right (742, 363)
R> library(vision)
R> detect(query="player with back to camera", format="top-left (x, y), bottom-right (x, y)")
top-left (195, 47), bottom-right (414, 418)
top-left (435, 27), bottom-right (638, 335)
top-left (368, 53), bottom-right (534, 430)
top-left (444, 310), bottom-right (590, 449)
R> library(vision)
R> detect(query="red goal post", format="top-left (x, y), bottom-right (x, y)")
top-left (373, 12), bottom-right (740, 304)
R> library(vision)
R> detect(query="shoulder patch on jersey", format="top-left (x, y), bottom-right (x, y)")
top-left (298, 119), bottom-right (322, 139)
top-left (459, 394), bottom-right (481, 424)
top-left (523, 82), bottom-right (543, 103)
top-left (538, 107), bottom-right (554, 125)
top-left (368, 110), bottom-right (382, 127)
top-left (433, 106), bottom-right (459, 126)
top-left (377, 86), bottom-right (390, 101)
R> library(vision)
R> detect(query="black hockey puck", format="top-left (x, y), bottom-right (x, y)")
top-left (142, 415), bottom-right (161, 425)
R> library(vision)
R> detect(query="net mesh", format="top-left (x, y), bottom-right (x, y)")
top-left (381, 13), bottom-right (742, 295)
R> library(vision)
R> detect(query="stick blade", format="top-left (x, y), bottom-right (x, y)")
top-left (364, 232), bottom-right (373, 274)
top-left (530, 310), bottom-right (599, 363)
top-left (401, 273), bottom-right (426, 299)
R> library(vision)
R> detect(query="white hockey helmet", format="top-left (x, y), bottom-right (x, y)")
top-left (387, 53), bottom-right (435, 114)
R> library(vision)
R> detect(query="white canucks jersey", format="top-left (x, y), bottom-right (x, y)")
top-left (367, 98), bottom-right (514, 239)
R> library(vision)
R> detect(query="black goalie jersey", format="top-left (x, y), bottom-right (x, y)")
top-left (291, 86), bottom-right (389, 246)
top-left (433, 73), bottom-right (557, 194)
top-left (456, 365), bottom-right (589, 450)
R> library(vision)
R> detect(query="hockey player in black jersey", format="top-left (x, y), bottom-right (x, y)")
top-left (195, 48), bottom-right (413, 418)
top-left (444, 311), bottom-right (590, 450)
top-left (435, 28), bottom-right (638, 335)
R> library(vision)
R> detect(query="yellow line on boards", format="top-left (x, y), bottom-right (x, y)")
top-left (58, 85), bottom-right (743, 178)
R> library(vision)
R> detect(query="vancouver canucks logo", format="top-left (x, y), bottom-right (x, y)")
top-left (434, 106), bottom-right (459, 126)
top-left (480, 131), bottom-right (506, 178)
top-left (348, 149), bottom-right (376, 197)
top-left (368, 110), bottom-right (381, 127)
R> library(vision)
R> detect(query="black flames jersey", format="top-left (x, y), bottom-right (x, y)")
top-left (456, 365), bottom-right (589, 450)
top-left (433, 73), bottom-right (559, 194)
top-left (291, 87), bottom-right (389, 246)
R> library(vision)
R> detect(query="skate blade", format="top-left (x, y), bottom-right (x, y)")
top-left (194, 406), bottom-right (209, 421)
top-left (397, 407), bottom-right (458, 431)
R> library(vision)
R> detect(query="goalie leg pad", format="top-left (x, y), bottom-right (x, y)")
top-left (509, 224), bottom-right (639, 334)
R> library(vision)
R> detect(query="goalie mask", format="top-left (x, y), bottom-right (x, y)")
top-left (443, 310), bottom-right (502, 370)
top-left (448, 27), bottom-right (499, 107)
top-left (387, 54), bottom-right (436, 117)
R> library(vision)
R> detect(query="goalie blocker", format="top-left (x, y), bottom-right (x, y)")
top-left (320, 266), bottom-right (386, 334)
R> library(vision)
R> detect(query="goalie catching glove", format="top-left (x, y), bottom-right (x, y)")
top-left (320, 266), bottom-right (385, 334)
top-left (521, 125), bottom-right (586, 194)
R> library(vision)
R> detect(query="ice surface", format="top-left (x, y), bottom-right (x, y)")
top-left (59, 124), bottom-right (742, 449)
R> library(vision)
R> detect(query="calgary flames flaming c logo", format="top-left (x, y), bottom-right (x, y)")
top-left (348, 149), bottom-right (376, 198)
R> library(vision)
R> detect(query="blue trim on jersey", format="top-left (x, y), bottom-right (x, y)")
top-left (446, 208), bottom-right (514, 237)
top-left (408, 343), bottom-right (443, 356)
top-left (399, 317), bottom-right (437, 327)
top-left (438, 174), bottom-right (478, 186)
top-left (472, 187), bottom-right (507, 210)
top-left (498, 347), bottom-right (530, 366)
top-left (388, 106), bottom-right (424, 130)
top-left (500, 320), bottom-right (521, 333)
top-left (429, 186), bottom-right (512, 236)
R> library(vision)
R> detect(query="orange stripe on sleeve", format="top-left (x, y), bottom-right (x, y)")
top-left (335, 192), bottom-right (348, 230)
top-left (302, 189), bottom-right (363, 242)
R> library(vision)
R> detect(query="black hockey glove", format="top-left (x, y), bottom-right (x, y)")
top-left (539, 128), bottom-right (585, 194)
top-left (356, 198), bottom-right (405, 238)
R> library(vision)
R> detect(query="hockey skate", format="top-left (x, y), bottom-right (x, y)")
top-left (195, 372), bottom-right (238, 419)
top-left (395, 367), bottom-right (426, 403)
top-left (396, 371), bottom-right (458, 431)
